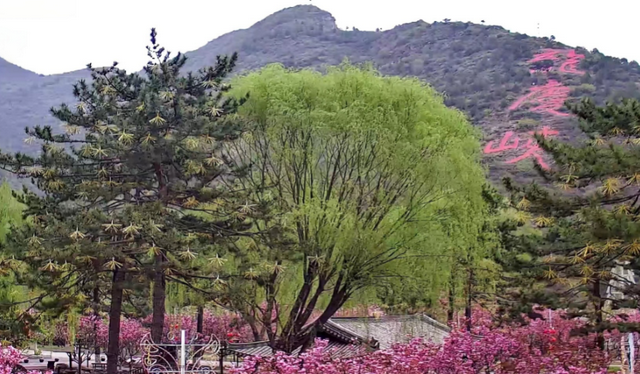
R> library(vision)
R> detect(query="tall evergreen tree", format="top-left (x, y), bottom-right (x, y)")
top-left (0, 29), bottom-right (252, 373)
top-left (504, 98), bottom-right (640, 347)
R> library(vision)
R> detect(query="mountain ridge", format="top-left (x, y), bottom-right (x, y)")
top-left (2, 5), bottom-right (640, 185)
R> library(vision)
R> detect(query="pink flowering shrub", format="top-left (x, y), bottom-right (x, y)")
top-left (1, 345), bottom-right (52, 374)
top-left (0, 346), bottom-right (22, 374)
top-left (230, 309), bottom-right (614, 374)
top-left (232, 334), bottom-right (610, 374)
top-left (48, 307), bottom-right (635, 373)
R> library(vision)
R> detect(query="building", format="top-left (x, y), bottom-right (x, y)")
top-left (224, 314), bottom-right (451, 359)
top-left (328, 314), bottom-right (451, 349)
top-left (604, 263), bottom-right (637, 301)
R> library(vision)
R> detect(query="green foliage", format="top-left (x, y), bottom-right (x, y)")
top-left (0, 30), bottom-right (256, 360)
top-left (578, 49), bottom-right (640, 103)
top-left (571, 83), bottom-right (596, 97)
top-left (197, 62), bottom-right (490, 349)
top-left (0, 183), bottom-right (29, 343)
top-left (0, 182), bottom-right (22, 243)
top-left (3, 6), bottom-right (640, 192)
top-left (502, 97), bottom-right (640, 336)
top-left (516, 118), bottom-right (540, 131)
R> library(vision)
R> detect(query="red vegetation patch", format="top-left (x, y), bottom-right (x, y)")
top-left (484, 49), bottom-right (585, 169)
top-left (508, 79), bottom-right (572, 117)
top-left (483, 126), bottom-right (559, 169)
top-left (528, 48), bottom-right (585, 76)
top-left (511, 49), bottom-right (585, 116)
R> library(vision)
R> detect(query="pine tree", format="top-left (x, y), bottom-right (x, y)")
top-left (504, 97), bottom-right (640, 347)
top-left (0, 29), bottom-right (253, 373)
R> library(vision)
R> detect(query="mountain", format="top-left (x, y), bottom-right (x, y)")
top-left (2, 5), bottom-right (640, 184)
top-left (0, 56), bottom-right (40, 86)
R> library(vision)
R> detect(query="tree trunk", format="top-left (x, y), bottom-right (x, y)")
top-left (151, 255), bottom-right (166, 343)
top-left (197, 306), bottom-right (204, 335)
top-left (194, 306), bottom-right (205, 360)
top-left (93, 286), bottom-right (101, 358)
top-left (447, 273), bottom-right (456, 323)
top-left (107, 269), bottom-right (125, 374)
top-left (244, 312), bottom-right (262, 341)
top-left (152, 162), bottom-right (168, 344)
top-left (594, 278), bottom-right (606, 350)
top-left (283, 279), bottom-right (349, 353)
top-left (465, 268), bottom-right (473, 332)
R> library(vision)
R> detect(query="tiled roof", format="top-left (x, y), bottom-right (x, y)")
top-left (225, 341), bottom-right (278, 357)
top-left (324, 340), bottom-right (365, 359)
top-left (225, 314), bottom-right (449, 359)
top-left (225, 340), bottom-right (363, 359)
top-left (328, 314), bottom-right (451, 349)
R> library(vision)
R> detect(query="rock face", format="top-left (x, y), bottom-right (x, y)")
top-left (1, 5), bottom-right (640, 184)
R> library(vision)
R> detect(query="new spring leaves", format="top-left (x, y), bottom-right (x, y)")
top-left (484, 49), bottom-right (585, 169)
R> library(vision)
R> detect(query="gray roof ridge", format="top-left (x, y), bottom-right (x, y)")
top-left (325, 318), bottom-right (369, 341)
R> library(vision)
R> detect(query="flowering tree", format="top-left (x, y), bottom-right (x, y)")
top-left (77, 316), bottom-right (109, 348)
top-left (147, 311), bottom-right (252, 343)
top-left (76, 316), bottom-right (145, 364)
top-left (71, 310), bottom-right (250, 356)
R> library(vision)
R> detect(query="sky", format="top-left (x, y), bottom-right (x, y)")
top-left (0, 0), bottom-right (637, 75)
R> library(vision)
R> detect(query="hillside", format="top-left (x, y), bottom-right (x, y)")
top-left (1, 5), bottom-right (640, 184)
top-left (0, 57), bottom-right (40, 87)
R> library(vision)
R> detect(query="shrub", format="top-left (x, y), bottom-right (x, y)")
top-left (231, 309), bottom-right (614, 374)
top-left (516, 118), bottom-right (540, 131)
top-left (1, 345), bottom-right (52, 374)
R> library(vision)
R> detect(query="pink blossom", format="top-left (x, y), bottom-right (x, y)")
top-left (1, 345), bottom-right (52, 374)
top-left (230, 308), bottom-right (616, 374)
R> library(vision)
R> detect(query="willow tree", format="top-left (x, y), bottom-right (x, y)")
top-left (0, 183), bottom-right (22, 243)
top-left (0, 182), bottom-right (28, 342)
top-left (505, 98), bottom-right (640, 347)
top-left (0, 30), bottom-right (252, 373)
top-left (196, 63), bottom-right (489, 351)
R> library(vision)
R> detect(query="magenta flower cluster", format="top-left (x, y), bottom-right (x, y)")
top-left (1, 345), bottom-right (52, 374)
